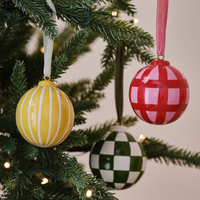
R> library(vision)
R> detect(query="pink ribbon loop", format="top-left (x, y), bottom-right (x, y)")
top-left (156, 0), bottom-right (168, 57)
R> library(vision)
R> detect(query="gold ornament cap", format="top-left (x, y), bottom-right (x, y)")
top-left (38, 80), bottom-right (56, 87)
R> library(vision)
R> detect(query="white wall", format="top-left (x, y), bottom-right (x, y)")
top-left (59, 1), bottom-right (200, 199)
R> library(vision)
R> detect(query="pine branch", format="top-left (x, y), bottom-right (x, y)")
top-left (18, 143), bottom-right (39, 160)
top-left (112, 0), bottom-right (137, 16)
top-left (12, 0), bottom-right (58, 38)
top-left (86, 64), bottom-right (114, 98)
top-left (143, 137), bottom-right (200, 168)
top-left (73, 99), bottom-right (100, 115)
top-left (45, 193), bottom-right (79, 200)
top-left (124, 45), bottom-right (155, 65)
top-left (53, 26), bottom-right (76, 56)
top-left (79, 30), bottom-right (99, 56)
top-left (0, 113), bottom-right (16, 134)
top-left (58, 65), bottom-right (114, 127)
top-left (58, 120), bottom-right (114, 152)
top-left (0, 135), bottom-right (17, 155)
top-left (60, 156), bottom-right (118, 200)
top-left (67, 116), bottom-right (137, 152)
top-left (20, 153), bottom-right (118, 199)
top-left (88, 15), bottom-right (154, 46)
top-left (9, 60), bottom-right (27, 112)
top-left (122, 115), bottom-right (138, 127)
top-left (101, 43), bottom-right (116, 68)
top-left (30, 187), bottom-right (45, 200)
top-left (74, 65), bottom-right (114, 125)
top-left (0, 13), bottom-right (33, 63)
top-left (101, 41), bottom-right (154, 70)
top-left (82, 121), bottom-right (114, 145)
top-left (54, 0), bottom-right (94, 13)
top-left (54, 27), bottom-right (98, 58)
top-left (2, 172), bottom-right (35, 200)
top-left (51, 29), bottom-right (88, 80)
top-left (59, 130), bottom-right (88, 151)
top-left (54, 1), bottom-right (153, 46)
top-left (58, 79), bottom-right (91, 102)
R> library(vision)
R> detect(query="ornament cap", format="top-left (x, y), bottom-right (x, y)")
top-left (38, 80), bottom-right (56, 87)
top-left (110, 125), bottom-right (128, 132)
top-left (151, 60), bottom-right (170, 66)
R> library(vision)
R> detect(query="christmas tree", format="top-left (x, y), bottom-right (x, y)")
top-left (0, 0), bottom-right (199, 199)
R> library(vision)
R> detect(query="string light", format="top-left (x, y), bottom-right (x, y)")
top-left (41, 178), bottom-right (49, 185)
top-left (111, 11), bottom-right (118, 17)
top-left (93, 10), bottom-right (118, 17)
top-left (40, 47), bottom-right (44, 53)
top-left (139, 134), bottom-right (146, 142)
top-left (86, 189), bottom-right (92, 198)
top-left (130, 18), bottom-right (139, 24)
top-left (133, 18), bottom-right (139, 24)
top-left (4, 161), bottom-right (11, 169)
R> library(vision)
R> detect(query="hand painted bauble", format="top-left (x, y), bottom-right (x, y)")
top-left (16, 80), bottom-right (74, 147)
top-left (129, 60), bottom-right (189, 124)
top-left (89, 125), bottom-right (147, 190)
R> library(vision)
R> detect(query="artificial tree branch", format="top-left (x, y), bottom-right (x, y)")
top-left (143, 137), bottom-right (200, 168)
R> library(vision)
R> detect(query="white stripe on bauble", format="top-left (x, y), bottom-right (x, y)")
top-left (38, 86), bottom-right (46, 145)
top-left (20, 88), bottom-right (36, 145)
top-left (45, 86), bottom-right (52, 146)
top-left (141, 157), bottom-right (147, 171)
top-left (54, 91), bottom-right (72, 145)
top-left (148, 66), bottom-right (159, 80)
top-left (47, 87), bottom-right (61, 146)
top-left (28, 87), bottom-right (41, 145)
top-left (166, 66), bottom-right (177, 80)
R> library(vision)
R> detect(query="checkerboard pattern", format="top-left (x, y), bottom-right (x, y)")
top-left (129, 60), bottom-right (189, 124)
top-left (89, 126), bottom-right (147, 190)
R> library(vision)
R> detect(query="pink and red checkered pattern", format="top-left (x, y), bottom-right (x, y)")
top-left (129, 60), bottom-right (189, 125)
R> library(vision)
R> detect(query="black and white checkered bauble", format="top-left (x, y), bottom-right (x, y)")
top-left (89, 125), bottom-right (147, 190)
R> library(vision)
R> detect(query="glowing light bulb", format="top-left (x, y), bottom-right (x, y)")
top-left (86, 189), bottom-right (92, 198)
top-left (139, 134), bottom-right (146, 142)
top-left (40, 47), bottom-right (44, 53)
top-left (41, 178), bottom-right (49, 185)
top-left (133, 18), bottom-right (139, 24)
top-left (4, 161), bottom-right (11, 169)
top-left (111, 11), bottom-right (118, 17)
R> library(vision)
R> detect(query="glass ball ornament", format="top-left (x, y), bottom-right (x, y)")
top-left (129, 60), bottom-right (189, 124)
top-left (16, 80), bottom-right (74, 147)
top-left (89, 125), bottom-right (147, 190)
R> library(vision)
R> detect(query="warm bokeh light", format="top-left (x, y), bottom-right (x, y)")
top-left (86, 189), bottom-right (92, 198)
top-left (40, 46), bottom-right (44, 53)
top-left (139, 134), bottom-right (146, 142)
top-left (111, 11), bottom-right (118, 17)
top-left (133, 18), bottom-right (139, 24)
top-left (4, 161), bottom-right (11, 169)
top-left (41, 178), bottom-right (49, 185)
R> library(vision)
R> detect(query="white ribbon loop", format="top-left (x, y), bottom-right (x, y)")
top-left (43, 0), bottom-right (56, 79)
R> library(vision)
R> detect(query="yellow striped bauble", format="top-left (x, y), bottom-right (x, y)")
top-left (16, 80), bottom-right (74, 148)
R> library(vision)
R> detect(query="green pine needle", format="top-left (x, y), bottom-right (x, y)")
top-left (51, 29), bottom-right (88, 80)
top-left (9, 60), bottom-right (27, 111)
top-left (12, 0), bottom-right (58, 38)
top-left (143, 137), bottom-right (200, 168)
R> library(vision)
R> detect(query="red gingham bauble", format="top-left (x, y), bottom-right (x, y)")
top-left (129, 60), bottom-right (189, 125)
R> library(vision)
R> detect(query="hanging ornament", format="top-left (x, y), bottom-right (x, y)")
top-left (129, 0), bottom-right (189, 125)
top-left (89, 125), bottom-right (147, 190)
top-left (15, 0), bottom-right (74, 147)
top-left (129, 60), bottom-right (189, 124)
top-left (16, 80), bottom-right (74, 147)
top-left (89, 44), bottom-right (147, 189)
top-left (90, 46), bottom-right (147, 190)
